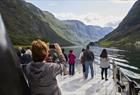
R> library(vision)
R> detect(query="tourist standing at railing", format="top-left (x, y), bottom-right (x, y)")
top-left (68, 50), bottom-right (76, 75)
top-left (100, 49), bottom-right (110, 81)
top-left (83, 45), bottom-right (94, 79)
top-left (79, 48), bottom-right (86, 77)
top-left (25, 39), bottom-right (66, 95)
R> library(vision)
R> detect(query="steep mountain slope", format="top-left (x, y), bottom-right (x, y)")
top-left (42, 13), bottom-right (113, 45)
top-left (100, 0), bottom-right (140, 47)
top-left (42, 12), bottom-right (82, 45)
top-left (63, 20), bottom-right (113, 44)
top-left (0, 0), bottom-right (73, 46)
top-left (0, 0), bottom-right (113, 46)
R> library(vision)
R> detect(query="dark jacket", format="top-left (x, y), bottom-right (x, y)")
top-left (83, 50), bottom-right (94, 62)
top-left (63, 53), bottom-right (68, 62)
top-left (20, 54), bottom-right (32, 64)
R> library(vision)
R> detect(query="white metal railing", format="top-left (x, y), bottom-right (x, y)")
top-left (112, 60), bottom-right (140, 95)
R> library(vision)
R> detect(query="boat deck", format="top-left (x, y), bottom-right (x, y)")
top-left (57, 64), bottom-right (120, 95)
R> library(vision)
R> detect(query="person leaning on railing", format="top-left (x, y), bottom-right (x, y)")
top-left (25, 39), bottom-right (66, 95)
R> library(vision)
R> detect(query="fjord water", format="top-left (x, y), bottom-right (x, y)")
top-left (64, 46), bottom-right (140, 84)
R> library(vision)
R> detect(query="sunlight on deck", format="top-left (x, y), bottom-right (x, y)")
top-left (57, 64), bottom-right (120, 95)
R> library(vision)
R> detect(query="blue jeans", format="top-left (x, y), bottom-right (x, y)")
top-left (82, 64), bottom-right (85, 73)
top-left (84, 61), bottom-right (94, 78)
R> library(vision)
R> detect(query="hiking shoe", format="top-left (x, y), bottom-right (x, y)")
top-left (64, 74), bottom-right (67, 76)
top-left (105, 79), bottom-right (108, 81)
top-left (85, 76), bottom-right (88, 79)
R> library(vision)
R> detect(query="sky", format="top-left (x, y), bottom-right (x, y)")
top-left (25, 0), bottom-right (137, 28)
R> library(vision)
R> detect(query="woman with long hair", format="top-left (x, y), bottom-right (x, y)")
top-left (100, 49), bottom-right (110, 81)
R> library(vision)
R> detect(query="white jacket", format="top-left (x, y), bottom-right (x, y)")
top-left (100, 57), bottom-right (110, 68)
top-left (79, 52), bottom-right (83, 60)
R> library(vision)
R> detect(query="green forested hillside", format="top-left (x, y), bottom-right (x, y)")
top-left (0, 0), bottom-right (113, 46)
top-left (0, 0), bottom-right (73, 46)
top-left (100, 0), bottom-right (140, 47)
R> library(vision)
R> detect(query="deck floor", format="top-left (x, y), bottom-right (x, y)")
top-left (57, 64), bottom-right (120, 95)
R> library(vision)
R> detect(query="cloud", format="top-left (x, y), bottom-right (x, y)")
top-left (48, 2), bottom-right (59, 7)
top-left (53, 12), bottom-right (122, 28)
top-left (111, 0), bottom-right (136, 4)
top-left (105, 20), bottom-right (121, 28)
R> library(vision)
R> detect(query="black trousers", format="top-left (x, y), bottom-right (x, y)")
top-left (101, 68), bottom-right (108, 79)
top-left (69, 64), bottom-right (75, 75)
top-left (82, 64), bottom-right (85, 73)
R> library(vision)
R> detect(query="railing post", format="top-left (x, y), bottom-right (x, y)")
top-left (129, 81), bottom-right (136, 95)
top-left (112, 59), bottom-right (115, 79)
top-left (117, 67), bottom-right (121, 93)
top-left (112, 59), bottom-right (117, 80)
top-left (112, 60), bottom-right (122, 93)
top-left (111, 59), bottom-right (140, 95)
top-left (135, 87), bottom-right (140, 95)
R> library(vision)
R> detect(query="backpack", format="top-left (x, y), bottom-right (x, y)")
top-left (80, 55), bottom-right (85, 64)
top-left (83, 50), bottom-right (94, 61)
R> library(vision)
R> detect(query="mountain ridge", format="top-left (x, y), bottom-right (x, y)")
top-left (0, 0), bottom-right (74, 46)
top-left (100, 0), bottom-right (140, 47)
top-left (63, 20), bottom-right (113, 44)
top-left (0, 0), bottom-right (113, 46)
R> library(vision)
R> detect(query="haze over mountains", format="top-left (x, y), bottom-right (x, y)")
top-left (100, 0), bottom-right (140, 47)
top-left (63, 20), bottom-right (113, 44)
top-left (0, 0), bottom-right (113, 46)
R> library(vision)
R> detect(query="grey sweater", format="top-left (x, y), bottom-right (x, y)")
top-left (26, 55), bottom-right (65, 95)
